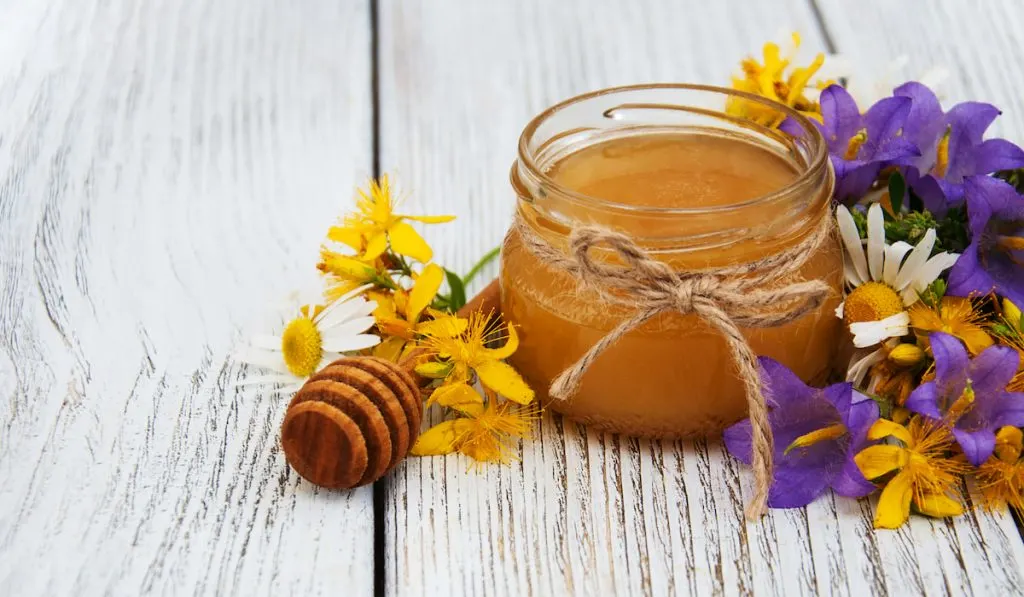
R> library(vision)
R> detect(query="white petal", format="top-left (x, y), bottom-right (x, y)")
top-left (316, 295), bottom-right (376, 328)
top-left (836, 205), bottom-right (869, 286)
top-left (910, 252), bottom-right (960, 296)
top-left (893, 229), bottom-right (937, 291)
top-left (321, 316), bottom-right (378, 341)
top-left (249, 334), bottom-right (282, 350)
top-left (867, 204), bottom-right (885, 281)
top-left (850, 312), bottom-right (910, 348)
top-left (882, 241), bottom-right (914, 286)
top-left (235, 347), bottom-right (288, 372)
top-left (320, 333), bottom-right (382, 353)
top-left (846, 347), bottom-right (886, 385)
top-left (835, 301), bottom-right (845, 319)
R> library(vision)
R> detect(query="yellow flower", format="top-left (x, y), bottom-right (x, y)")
top-left (727, 33), bottom-right (827, 127)
top-left (317, 249), bottom-right (384, 301)
top-left (418, 312), bottom-right (534, 406)
top-left (409, 401), bottom-right (540, 463)
top-left (976, 426), bottom-right (1024, 513)
top-left (370, 263), bottom-right (446, 340)
top-left (993, 300), bottom-right (1024, 392)
top-left (909, 296), bottom-right (993, 355)
top-left (855, 417), bottom-right (969, 529)
top-left (1004, 298), bottom-right (1023, 331)
top-left (328, 175), bottom-right (455, 263)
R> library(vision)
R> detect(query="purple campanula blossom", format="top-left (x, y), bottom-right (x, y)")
top-left (894, 82), bottom-right (1024, 215)
top-left (947, 176), bottom-right (1024, 307)
top-left (905, 332), bottom-right (1024, 466)
top-left (724, 357), bottom-right (879, 508)
top-left (813, 84), bottom-right (919, 203)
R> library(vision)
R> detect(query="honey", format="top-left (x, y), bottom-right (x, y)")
top-left (500, 84), bottom-right (841, 438)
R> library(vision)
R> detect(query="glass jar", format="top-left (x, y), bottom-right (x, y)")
top-left (500, 84), bottom-right (840, 439)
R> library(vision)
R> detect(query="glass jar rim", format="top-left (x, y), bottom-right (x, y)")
top-left (516, 83), bottom-right (830, 216)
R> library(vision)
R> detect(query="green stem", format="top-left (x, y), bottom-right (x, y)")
top-left (463, 246), bottom-right (501, 286)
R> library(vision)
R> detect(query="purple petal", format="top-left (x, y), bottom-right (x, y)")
top-left (767, 460), bottom-right (836, 509)
top-left (930, 332), bottom-right (970, 401)
top-left (973, 138), bottom-right (1024, 174)
top-left (758, 357), bottom-right (816, 410)
top-left (894, 82), bottom-right (945, 149)
top-left (872, 136), bottom-right (921, 164)
top-left (820, 85), bottom-right (862, 149)
top-left (905, 382), bottom-right (943, 419)
top-left (911, 174), bottom-right (952, 217)
top-left (969, 345), bottom-right (1021, 396)
top-left (821, 382), bottom-right (853, 420)
top-left (945, 102), bottom-right (1001, 147)
top-left (862, 96), bottom-right (916, 162)
top-left (723, 419), bottom-right (753, 465)
top-left (993, 393), bottom-right (1024, 428)
top-left (845, 395), bottom-right (881, 448)
top-left (779, 117), bottom-right (807, 138)
top-left (967, 176), bottom-right (1024, 224)
top-left (952, 427), bottom-right (997, 466)
top-left (947, 240), bottom-right (997, 298)
top-left (831, 457), bottom-right (878, 498)
top-left (985, 251), bottom-right (1024, 308)
top-left (833, 159), bottom-right (883, 203)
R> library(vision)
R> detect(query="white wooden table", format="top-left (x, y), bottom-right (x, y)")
top-left (3, 1), bottom-right (1024, 595)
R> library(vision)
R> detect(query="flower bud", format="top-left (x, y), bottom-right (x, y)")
top-left (888, 344), bottom-right (925, 367)
top-left (1004, 298), bottom-right (1023, 331)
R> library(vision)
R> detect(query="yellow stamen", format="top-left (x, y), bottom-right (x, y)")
top-left (844, 129), bottom-right (869, 160)
top-left (934, 127), bottom-right (952, 178)
top-left (843, 281), bottom-right (904, 327)
top-left (997, 235), bottom-right (1024, 251)
top-left (946, 383), bottom-right (975, 423)
top-left (281, 317), bottom-right (322, 377)
top-left (784, 423), bottom-right (846, 455)
top-left (888, 344), bottom-right (925, 367)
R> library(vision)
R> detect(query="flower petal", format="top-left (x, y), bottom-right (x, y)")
top-left (855, 444), bottom-right (907, 480)
top-left (414, 361), bottom-right (453, 379)
top-left (968, 344), bottom-right (1021, 396)
top-left (474, 360), bottom-right (535, 404)
top-left (406, 263), bottom-right (444, 322)
top-left (483, 323), bottom-right (519, 360)
top-left (388, 221), bottom-right (433, 263)
top-left (766, 461), bottom-right (834, 509)
top-left (914, 492), bottom-right (963, 519)
top-left (973, 138), bottom-right (1024, 174)
top-left (402, 214), bottom-right (457, 224)
top-left (850, 312), bottom-right (910, 348)
top-left (427, 382), bottom-right (484, 414)
top-left (409, 419), bottom-right (472, 456)
top-left (930, 332), bottom-right (970, 399)
top-left (882, 241), bottom-right (914, 286)
top-left (904, 252), bottom-right (959, 303)
top-left (832, 457), bottom-right (878, 498)
top-left (873, 471), bottom-right (914, 529)
top-left (866, 204), bottom-right (885, 281)
top-left (364, 231), bottom-right (389, 260)
top-left (417, 316), bottom-right (468, 338)
top-left (836, 205), bottom-right (869, 286)
top-left (327, 225), bottom-right (365, 252)
top-left (905, 382), bottom-right (942, 420)
top-left (893, 229), bottom-right (937, 291)
top-left (866, 419), bottom-right (914, 445)
top-left (320, 333), bottom-right (381, 353)
top-left (952, 427), bottom-right (997, 466)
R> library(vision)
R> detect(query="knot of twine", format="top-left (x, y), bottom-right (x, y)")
top-left (516, 216), bottom-right (834, 519)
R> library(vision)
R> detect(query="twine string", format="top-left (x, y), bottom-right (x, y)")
top-left (515, 216), bottom-right (834, 519)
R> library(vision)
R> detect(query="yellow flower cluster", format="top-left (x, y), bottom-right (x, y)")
top-left (320, 176), bottom-right (538, 463)
top-left (727, 33), bottom-right (830, 127)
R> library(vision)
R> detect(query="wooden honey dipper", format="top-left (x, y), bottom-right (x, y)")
top-left (280, 280), bottom-right (501, 489)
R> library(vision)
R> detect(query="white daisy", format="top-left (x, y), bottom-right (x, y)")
top-left (835, 203), bottom-right (958, 348)
top-left (235, 285), bottom-right (381, 394)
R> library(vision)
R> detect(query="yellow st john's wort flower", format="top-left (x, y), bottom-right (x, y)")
top-left (409, 401), bottom-right (540, 463)
top-left (235, 286), bottom-right (381, 393)
top-left (976, 426), bottom-right (1024, 513)
top-left (854, 417), bottom-right (969, 529)
top-left (909, 296), bottom-right (993, 355)
top-left (327, 175), bottom-right (455, 263)
top-left (317, 249), bottom-right (385, 301)
top-left (727, 33), bottom-right (828, 126)
top-left (994, 299), bottom-right (1024, 393)
top-left (416, 312), bottom-right (534, 409)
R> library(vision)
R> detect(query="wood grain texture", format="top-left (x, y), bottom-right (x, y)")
top-left (378, 1), bottom-right (1024, 595)
top-left (0, 1), bottom-right (376, 595)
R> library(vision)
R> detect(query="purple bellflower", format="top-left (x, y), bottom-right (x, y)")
top-left (814, 84), bottom-right (919, 203)
top-left (947, 176), bottom-right (1024, 307)
top-left (905, 332), bottom-right (1024, 466)
top-left (724, 357), bottom-right (879, 508)
top-left (894, 82), bottom-right (1024, 215)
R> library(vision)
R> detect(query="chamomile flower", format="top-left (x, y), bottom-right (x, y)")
top-left (235, 286), bottom-right (381, 394)
top-left (835, 203), bottom-right (959, 348)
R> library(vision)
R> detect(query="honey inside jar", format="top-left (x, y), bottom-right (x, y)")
top-left (500, 85), bottom-right (840, 438)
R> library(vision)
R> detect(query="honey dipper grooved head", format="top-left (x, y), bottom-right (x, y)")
top-left (281, 356), bottom-right (422, 489)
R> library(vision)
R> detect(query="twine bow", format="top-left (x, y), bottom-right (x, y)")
top-left (516, 216), bottom-right (834, 519)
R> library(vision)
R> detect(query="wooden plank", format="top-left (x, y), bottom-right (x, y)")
top-left (379, 0), bottom-right (1024, 595)
top-left (0, 1), bottom-right (375, 595)
top-left (811, 4), bottom-right (1024, 594)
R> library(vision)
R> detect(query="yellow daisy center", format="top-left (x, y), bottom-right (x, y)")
top-left (844, 281), bottom-right (904, 326)
top-left (281, 317), bottom-right (322, 377)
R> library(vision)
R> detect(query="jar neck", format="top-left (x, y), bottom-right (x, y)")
top-left (511, 85), bottom-right (833, 263)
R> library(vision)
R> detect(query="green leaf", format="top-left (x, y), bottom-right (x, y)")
top-left (445, 269), bottom-right (467, 312)
top-left (888, 171), bottom-right (906, 215)
top-left (463, 246), bottom-right (501, 287)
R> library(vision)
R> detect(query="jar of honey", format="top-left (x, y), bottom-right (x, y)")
top-left (500, 84), bottom-right (840, 438)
